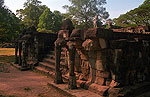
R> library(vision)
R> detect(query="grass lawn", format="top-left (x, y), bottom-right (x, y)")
top-left (0, 48), bottom-right (15, 63)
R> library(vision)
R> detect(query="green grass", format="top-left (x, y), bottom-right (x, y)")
top-left (0, 48), bottom-right (15, 72)
top-left (0, 55), bottom-right (14, 63)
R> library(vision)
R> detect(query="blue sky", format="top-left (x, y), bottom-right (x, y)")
top-left (5, 0), bottom-right (145, 19)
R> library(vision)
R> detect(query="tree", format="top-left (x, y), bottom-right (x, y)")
top-left (16, 0), bottom-right (47, 28)
top-left (37, 8), bottom-right (63, 33)
top-left (0, 0), bottom-right (21, 42)
top-left (52, 10), bottom-right (64, 32)
top-left (114, 0), bottom-right (150, 27)
top-left (0, 0), bottom-right (4, 7)
top-left (37, 8), bottom-right (53, 32)
top-left (63, 0), bottom-right (109, 29)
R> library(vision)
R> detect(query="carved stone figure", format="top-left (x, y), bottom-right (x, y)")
top-left (67, 41), bottom-right (77, 89)
top-left (93, 15), bottom-right (98, 28)
top-left (54, 19), bottom-right (78, 89)
top-left (15, 26), bottom-right (38, 68)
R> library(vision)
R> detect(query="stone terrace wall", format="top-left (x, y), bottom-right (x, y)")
top-left (57, 27), bottom-right (150, 96)
top-left (24, 33), bottom-right (57, 64)
top-left (37, 33), bottom-right (57, 61)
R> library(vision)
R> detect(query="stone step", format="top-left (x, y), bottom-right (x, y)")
top-left (49, 51), bottom-right (55, 55)
top-left (43, 55), bottom-right (66, 65)
top-left (40, 59), bottom-right (68, 71)
top-left (39, 62), bottom-right (55, 72)
top-left (45, 54), bottom-right (66, 62)
top-left (46, 54), bottom-right (55, 59)
top-left (47, 82), bottom-right (102, 97)
top-left (42, 58), bottom-right (55, 65)
top-left (34, 66), bottom-right (68, 82)
top-left (34, 66), bottom-right (55, 79)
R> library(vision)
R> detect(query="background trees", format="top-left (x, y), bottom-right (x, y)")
top-left (113, 0), bottom-right (150, 27)
top-left (16, 0), bottom-right (47, 28)
top-left (37, 8), bottom-right (63, 33)
top-left (0, 0), bottom-right (21, 42)
top-left (16, 0), bottom-right (63, 33)
top-left (63, 0), bottom-right (109, 29)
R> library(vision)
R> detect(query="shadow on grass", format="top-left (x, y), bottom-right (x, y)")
top-left (0, 55), bottom-right (14, 63)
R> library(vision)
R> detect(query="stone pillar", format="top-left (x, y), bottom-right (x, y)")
top-left (14, 41), bottom-right (18, 64)
top-left (18, 41), bottom-right (22, 66)
top-left (34, 35), bottom-right (39, 64)
top-left (67, 41), bottom-right (77, 89)
top-left (54, 42), bottom-right (63, 84)
top-left (22, 41), bottom-right (28, 68)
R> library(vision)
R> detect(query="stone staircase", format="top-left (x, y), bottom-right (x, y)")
top-left (34, 48), bottom-right (69, 81)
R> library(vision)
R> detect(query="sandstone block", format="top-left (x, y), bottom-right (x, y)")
top-left (95, 59), bottom-right (104, 71)
top-left (99, 38), bottom-right (107, 49)
top-left (82, 39), bottom-right (100, 51)
top-left (88, 51), bottom-right (97, 59)
top-left (95, 77), bottom-right (105, 85)
top-left (96, 70), bottom-right (110, 78)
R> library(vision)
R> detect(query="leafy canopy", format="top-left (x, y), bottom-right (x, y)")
top-left (0, 0), bottom-right (21, 42)
top-left (113, 0), bottom-right (150, 27)
top-left (16, 0), bottom-right (47, 28)
top-left (63, 0), bottom-right (109, 29)
top-left (38, 8), bottom-right (64, 33)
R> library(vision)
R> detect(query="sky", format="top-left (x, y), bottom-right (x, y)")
top-left (4, 0), bottom-right (145, 19)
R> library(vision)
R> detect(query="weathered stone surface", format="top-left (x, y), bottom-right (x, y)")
top-left (88, 58), bottom-right (96, 69)
top-left (70, 29), bottom-right (83, 38)
top-left (80, 51), bottom-right (88, 60)
top-left (96, 70), bottom-right (110, 78)
top-left (84, 28), bottom-right (113, 39)
top-left (74, 40), bottom-right (83, 49)
top-left (99, 38), bottom-right (107, 49)
top-left (95, 77), bottom-right (105, 85)
top-left (82, 39), bottom-right (100, 51)
top-left (95, 59), bottom-right (104, 71)
top-left (88, 51), bottom-right (97, 59)
top-left (61, 19), bottom-right (74, 37)
top-left (88, 83), bottom-right (109, 96)
top-left (81, 60), bottom-right (90, 76)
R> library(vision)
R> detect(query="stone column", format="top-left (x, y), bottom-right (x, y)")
top-left (22, 41), bottom-right (28, 68)
top-left (67, 41), bottom-right (77, 89)
top-left (54, 42), bottom-right (63, 84)
top-left (14, 41), bottom-right (18, 64)
top-left (18, 41), bottom-right (22, 66)
top-left (34, 35), bottom-right (39, 64)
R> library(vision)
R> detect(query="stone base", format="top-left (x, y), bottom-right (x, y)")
top-left (68, 76), bottom-right (77, 89)
top-left (88, 83), bottom-right (109, 96)
top-left (54, 72), bottom-right (63, 84)
top-left (12, 63), bottom-right (31, 71)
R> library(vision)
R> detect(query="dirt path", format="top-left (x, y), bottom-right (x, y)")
top-left (0, 63), bottom-right (68, 97)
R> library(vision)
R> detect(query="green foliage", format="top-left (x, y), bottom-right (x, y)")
top-left (63, 0), bottom-right (109, 29)
top-left (0, 0), bottom-right (4, 7)
top-left (16, 0), bottom-right (47, 28)
top-left (38, 8), bottom-right (53, 31)
top-left (38, 8), bottom-right (63, 33)
top-left (17, 0), bottom-right (63, 33)
top-left (114, 0), bottom-right (150, 27)
top-left (0, 2), bottom-right (21, 42)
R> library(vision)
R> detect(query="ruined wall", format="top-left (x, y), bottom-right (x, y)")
top-left (57, 27), bottom-right (150, 96)
top-left (21, 32), bottom-right (57, 65)
top-left (112, 26), bottom-right (150, 34)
